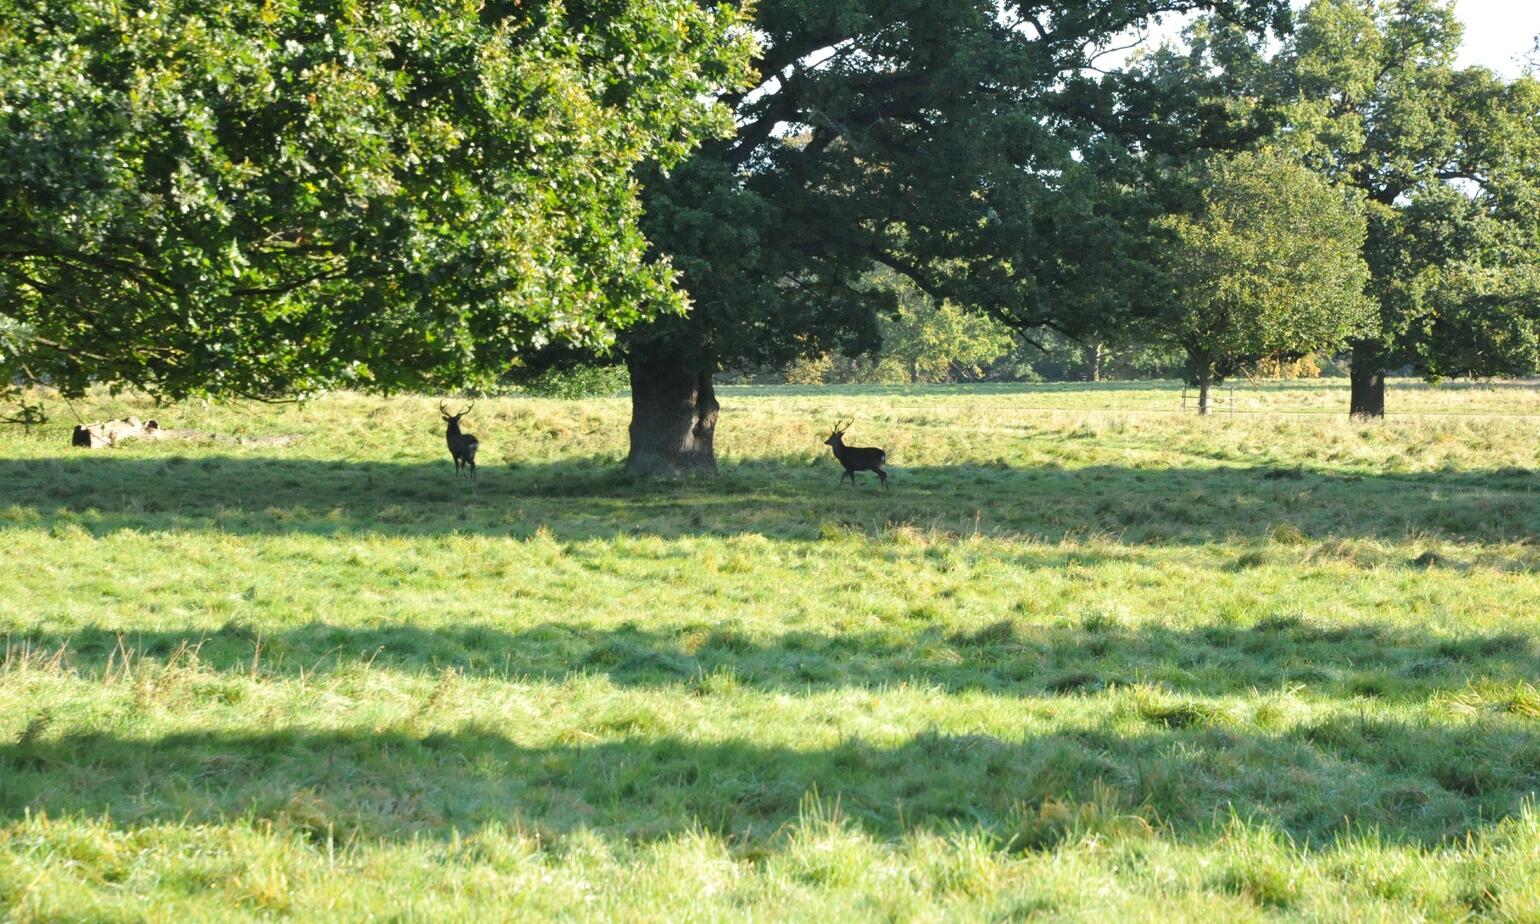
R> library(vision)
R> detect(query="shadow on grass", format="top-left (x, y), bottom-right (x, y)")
top-left (3, 715), bottom-right (1537, 848)
top-left (9, 617), bottom-right (1537, 699)
top-left (1, 456), bottom-right (1536, 543)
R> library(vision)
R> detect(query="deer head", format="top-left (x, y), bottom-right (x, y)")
top-left (439, 400), bottom-right (474, 425)
top-left (824, 420), bottom-right (850, 447)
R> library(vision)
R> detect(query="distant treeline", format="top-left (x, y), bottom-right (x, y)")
top-left (717, 285), bottom-right (1337, 386)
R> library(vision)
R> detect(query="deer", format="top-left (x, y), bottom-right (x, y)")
top-left (439, 401), bottom-right (479, 479)
top-left (824, 420), bottom-right (889, 489)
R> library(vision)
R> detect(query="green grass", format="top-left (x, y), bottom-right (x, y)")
top-left (3, 379), bottom-right (1540, 921)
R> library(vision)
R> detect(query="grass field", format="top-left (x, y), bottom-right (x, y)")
top-left (3, 379), bottom-right (1540, 921)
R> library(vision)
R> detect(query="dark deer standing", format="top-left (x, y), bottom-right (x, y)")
top-left (824, 421), bottom-right (888, 489)
top-left (440, 401), bottom-right (479, 479)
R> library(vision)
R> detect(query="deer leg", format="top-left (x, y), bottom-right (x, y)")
top-left (468, 459), bottom-right (476, 481)
top-left (878, 468), bottom-right (889, 490)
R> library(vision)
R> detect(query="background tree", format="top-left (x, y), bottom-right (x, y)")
top-left (605, 0), bottom-right (1291, 476)
top-left (1050, 12), bottom-right (1288, 347)
top-left (787, 270), bottom-right (1017, 384)
top-left (878, 293), bottom-right (1018, 385)
top-left (1279, 0), bottom-right (1540, 416)
top-left (0, 0), bottom-right (751, 409)
top-left (1157, 152), bottom-right (1376, 413)
top-left (992, 332), bottom-right (1187, 382)
top-left (1076, 0), bottom-right (1540, 415)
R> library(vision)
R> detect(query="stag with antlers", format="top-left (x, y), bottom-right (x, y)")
top-left (439, 401), bottom-right (480, 479)
top-left (824, 420), bottom-right (888, 489)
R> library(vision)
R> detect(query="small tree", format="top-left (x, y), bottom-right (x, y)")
top-left (879, 291), bottom-right (1018, 385)
top-left (781, 270), bottom-right (1018, 385)
top-left (1159, 152), bottom-right (1377, 413)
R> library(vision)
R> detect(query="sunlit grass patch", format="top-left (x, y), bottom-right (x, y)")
top-left (3, 380), bottom-right (1540, 918)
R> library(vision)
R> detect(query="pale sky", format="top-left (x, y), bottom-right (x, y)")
top-left (1115, 1), bottom-right (1538, 76)
top-left (1454, 0), bottom-right (1539, 75)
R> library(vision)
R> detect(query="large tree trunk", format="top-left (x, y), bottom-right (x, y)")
top-left (625, 356), bottom-right (719, 478)
top-left (1090, 342), bottom-right (1104, 383)
top-left (1349, 340), bottom-right (1386, 419)
top-left (1197, 369), bottom-right (1213, 416)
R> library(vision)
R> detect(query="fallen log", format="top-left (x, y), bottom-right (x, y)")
top-left (70, 417), bottom-right (299, 449)
top-left (71, 417), bottom-right (165, 448)
top-left (219, 434), bottom-right (299, 448)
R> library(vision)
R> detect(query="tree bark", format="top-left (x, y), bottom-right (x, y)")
top-left (1349, 340), bottom-right (1386, 419)
top-left (624, 356), bottom-right (719, 478)
top-left (1197, 369), bottom-right (1213, 416)
top-left (1091, 342), bottom-right (1104, 382)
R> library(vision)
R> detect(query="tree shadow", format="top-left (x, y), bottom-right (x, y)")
top-left (3, 716), bottom-right (1536, 848)
top-left (9, 616), bottom-right (1536, 699)
top-left (1, 456), bottom-right (1536, 543)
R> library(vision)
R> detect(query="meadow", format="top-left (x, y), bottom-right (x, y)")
top-left (2, 379), bottom-right (1540, 921)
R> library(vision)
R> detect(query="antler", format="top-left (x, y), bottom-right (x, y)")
top-left (440, 399), bottom-right (474, 417)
